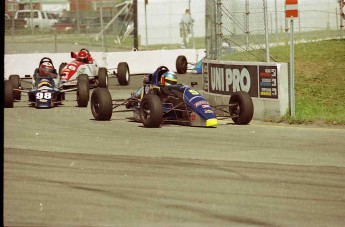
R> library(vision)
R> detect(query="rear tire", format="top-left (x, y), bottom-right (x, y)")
top-left (229, 91), bottom-right (254, 125)
top-left (91, 88), bottom-right (113, 121)
top-left (140, 94), bottom-right (163, 128)
top-left (98, 67), bottom-right (108, 88)
top-left (176, 55), bottom-right (188, 74)
top-left (77, 74), bottom-right (89, 107)
top-left (9, 74), bottom-right (21, 100)
top-left (117, 62), bottom-right (130, 85)
top-left (4, 80), bottom-right (14, 108)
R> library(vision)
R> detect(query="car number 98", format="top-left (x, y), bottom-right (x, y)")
top-left (36, 92), bottom-right (52, 100)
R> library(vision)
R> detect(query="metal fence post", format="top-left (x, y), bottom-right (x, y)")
top-left (245, 0), bottom-right (249, 51)
top-left (263, 0), bottom-right (270, 62)
top-left (290, 19), bottom-right (295, 117)
top-left (216, 0), bottom-right (222, 60)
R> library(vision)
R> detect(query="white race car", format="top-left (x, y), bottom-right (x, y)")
top-left (59, 48), bottom-right (130, 89)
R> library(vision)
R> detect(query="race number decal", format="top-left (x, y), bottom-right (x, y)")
top-left (68, 65), bottom-right (76, 71)
top-left (36, 92), bottom-right (52, 100)
top-left (189, 89), bottom-right (199, 95)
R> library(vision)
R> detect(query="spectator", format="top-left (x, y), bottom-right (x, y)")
top-left (341, 0), bottom-right (345, 19)
top-left (180, 9), bottom-right (194, 48)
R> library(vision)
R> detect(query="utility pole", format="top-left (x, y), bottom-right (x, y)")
top-left (133, 0), bottom-right (139, 50)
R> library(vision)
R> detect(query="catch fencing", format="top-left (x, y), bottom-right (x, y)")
top-left (5, 0), bottom-right (345, 57)
top-left (205, 0), bottom-right (345, 62)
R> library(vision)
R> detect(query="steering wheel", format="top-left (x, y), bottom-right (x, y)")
top-left (156, 66), bottom-right (169, 72)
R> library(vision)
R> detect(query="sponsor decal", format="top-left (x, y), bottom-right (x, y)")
top-left (191, 113), bottom-right (196, 121)
top-left (68, 65), bottom-right (76, 71)
top-left (259, 66), bottom-right (278, 98)
top-left (194, 100), bottom-right (209, 108)
top-left (208, 64), bottom-right (258, 97)
top-left (204, 110), bottom-right (213, 114)
top-left (37, 81), bottom-right (51, 88)
top-left (202, 105), bottom-right (210, 108)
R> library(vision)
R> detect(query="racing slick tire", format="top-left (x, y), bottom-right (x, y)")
top-left (176, 55), bottom-right (188, 74)
top-left (59, 63), bottom-right (67, 74)
top-left (91, 88), bottom-right (113, 121)
top-left (98, 67), bottom-right (108, 88)
top-left (140, 94), bottom-right (163, 128)
top-left (4, 80), bottom-right (14, 108)
top-left (78, 74), bottom-right (89, 81)
top-left (77, 74), bottom-right (90, 107)
top-left (9, 74), bottom-right (21, 100)
top-left (229, 91), bottom-right (254, 125)
top-left (117, 62), bottom-right (130, 86)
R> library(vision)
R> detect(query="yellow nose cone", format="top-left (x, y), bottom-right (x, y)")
top-left (206, 118), bottom-right (218, 127)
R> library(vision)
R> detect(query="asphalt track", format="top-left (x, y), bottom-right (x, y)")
top-left (3, 74), bottom-right (345, 226)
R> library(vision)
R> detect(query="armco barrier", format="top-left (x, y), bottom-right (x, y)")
top-left (201, 60), bottom-right (289, 120)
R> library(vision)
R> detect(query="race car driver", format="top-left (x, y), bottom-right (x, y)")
top-left (76, 48), bottom-right (94, 63)
top-left (39, 62), bottom-right (55, 75)
top-left (159, 71), bottom-right (178, 86)
top-left (126, 66), bottom-right (178, 108)
top-left (33, 62), bottom-right (60, 88)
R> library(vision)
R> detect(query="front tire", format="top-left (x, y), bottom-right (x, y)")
top-left (9, 74), bottom-right (21, 100)
top-left (77, 74), bottom-right (89, 107)
top-left (117, 62), bottom-right (130, 86)
top-left (4, 80), bottom-right (14, 108)
top-left (176, 55), bottom-right (188, 74)
top-left (229, 91), bottom-right (254, 125)
top-left (140, 94), bottom-right (163, 128)
top-left (91, 88), bottom-right (113, 121)
top-left (98, 67), bottom-right (108, 88)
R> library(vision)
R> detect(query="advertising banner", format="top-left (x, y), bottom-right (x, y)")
top-left (206, 62), bottom-right (278, 99)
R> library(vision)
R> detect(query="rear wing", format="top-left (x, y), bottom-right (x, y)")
top-left (71, 52), bottom-right (77, 59)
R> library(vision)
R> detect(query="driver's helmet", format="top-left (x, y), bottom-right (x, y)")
top-left (39, 62), bottom-right (54, 75)
top-left (160, 71), bottom-right (177, 86)
top-left (77, 49), bottom-right (89, 63)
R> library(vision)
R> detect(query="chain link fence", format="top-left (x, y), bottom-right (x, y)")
top-left (5, 0), bottom-right (345, 56)
top-left (5, 1), bottom-right (135, 54)
top-left (206, 0), bottom-right (345, 62)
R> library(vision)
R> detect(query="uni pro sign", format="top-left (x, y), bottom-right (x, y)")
top-left (206, 63), bottom-right (278, 99)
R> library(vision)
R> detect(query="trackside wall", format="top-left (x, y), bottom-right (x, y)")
top-left (4, 49), bottom-right (206, 79)
top-left (200, 60), bottom-right (289, 120)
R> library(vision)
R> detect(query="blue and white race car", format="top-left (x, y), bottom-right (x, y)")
top-left (90, 66), bottom-right (254, 127)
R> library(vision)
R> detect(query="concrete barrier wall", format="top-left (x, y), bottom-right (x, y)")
top-left (4, 49), bottom-right (206, 79)
top-left (201, 60), bottom-right (289, 119)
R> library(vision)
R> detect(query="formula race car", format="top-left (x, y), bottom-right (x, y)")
top-left (4, 57), bottom-right (89, 108)
top-left (90, 66), bottom-right (254, 127)
top-left (59, 48), bottom-right (130, 89)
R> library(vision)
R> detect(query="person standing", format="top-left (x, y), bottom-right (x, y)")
top-left (180, 9), bottom-right (194, 48)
